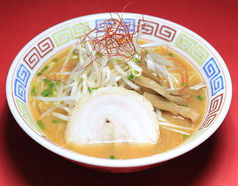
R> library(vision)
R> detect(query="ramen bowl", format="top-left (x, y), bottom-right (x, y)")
top-left (6, 13), bottom-right (232, 173)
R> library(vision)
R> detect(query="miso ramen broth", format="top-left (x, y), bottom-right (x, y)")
top-left (29, 45), bottom-right (206, 159)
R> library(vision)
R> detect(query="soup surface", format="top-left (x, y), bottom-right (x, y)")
top-left (29, 43), bottom-right (206, 159)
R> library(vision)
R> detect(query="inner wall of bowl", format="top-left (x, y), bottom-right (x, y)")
top-left (11, 13), bottom-right (228, 155)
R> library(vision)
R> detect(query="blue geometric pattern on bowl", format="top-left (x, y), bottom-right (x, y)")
top-left (14, 64), bottom-right (31, 103)
top-left (203, 57), bottom-right (224, 96)
top-left (95, 18), bottom-right (136, 33)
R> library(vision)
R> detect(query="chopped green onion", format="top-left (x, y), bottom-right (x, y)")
top-left (43, 78), bottom-right (51, 83)
top-left (39, 79), bottom-right (59, 97)
top-left (31, 88), bottom-right (36, 96)
top-left (88, 87), bottom-right (98, 93)
top-left (37, 120), bottom-right (45, 129)
top-left (37, 72), bottom-right (42, 76)
top-left (87, 87), bottom-right (92, 93)
top-left (41, 89), bottom-right (50, 97)
top-left (109, 155), bottom-right (115, 159)
top-left (91, 87), bottom-right (98, 90)
top-left (48, 82), bottom-right (55, 90)
top-left (183, 82), bottom-right (188, 87)
top-left (197, 95), bottom-right (204, 100)
top-left (128, 74), bottom-right (134, 81)
top-left (96, 52), bottom-right (103, 57)
top-left (36, 65), bottom-right (49, 77)
top-left (53, 119), bottom-right (59, 123)
top-left (168, 53), bottom-right (173, 56)
top-left (52, 58), bottom-right (57, 62)
top-left (132, 58), bottom-right (140, 64)
top-left (32, 82), bottom-right (38, 87)
top-left (41, 66), bottom-right (49, 72)
top-left (55, 81), bottom-right (61, 85)
top-left (183, 105), bottom-right (188, 107)
top-left (183, 134), bottom-right (189, 138)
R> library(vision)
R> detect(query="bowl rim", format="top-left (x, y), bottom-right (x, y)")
top-left (6, 12), bottom-right (233, 168)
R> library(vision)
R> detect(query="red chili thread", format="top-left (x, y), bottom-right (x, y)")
top-left (77, 14), bottom-right (144, 70)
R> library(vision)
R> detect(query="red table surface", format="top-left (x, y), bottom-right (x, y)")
top-left (0, 0), bottom-right (237, 185)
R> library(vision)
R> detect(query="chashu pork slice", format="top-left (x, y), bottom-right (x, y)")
top-left (65, 87), bottom-right (159, 145)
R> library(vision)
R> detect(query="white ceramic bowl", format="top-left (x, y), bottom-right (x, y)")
top-left (6, 13), bottom-right (232, 173)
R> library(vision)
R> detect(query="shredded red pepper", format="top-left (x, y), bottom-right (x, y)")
top-left (77, 13), bottom-right (145, 68)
